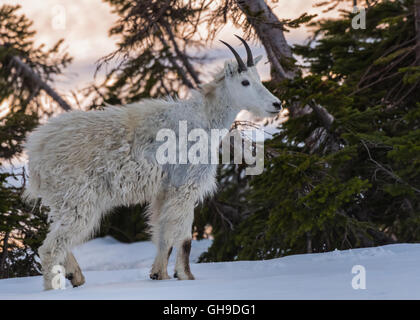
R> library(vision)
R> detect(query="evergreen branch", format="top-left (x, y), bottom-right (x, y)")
top-left (360, 139), bottom-right (420, 194)
top-left (158, 34), bottom-right (196, 89)
top-left (10, 56), bottom-right (72, 111)
top-left (357, 44), bottom-right (415, 89)
top-left (162, 22), bottom-right (201, 86)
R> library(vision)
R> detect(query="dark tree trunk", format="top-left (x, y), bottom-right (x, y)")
top-left (0, 231), bottom-right (10, 279)
top-left (236, 0), bottom-right (337, 151)
top-left (414, 0), bottom-right (420, 63)
top-left (235, 0), bottom-right (297, 81)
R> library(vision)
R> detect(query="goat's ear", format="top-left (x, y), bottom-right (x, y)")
top-left (224, 61), bottom-right (236, 78)
top-left (254, 55), bottom-right (263, 65)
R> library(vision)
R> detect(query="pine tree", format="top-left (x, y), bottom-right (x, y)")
top-left (200, 0), bottom-right (420, 261)
top-left (86, 0), bottom-right (212, 107)
top-left (89, 0), bottom-right (214, 242)
top-left (87, 0), bottom-right (317, 242)
top-left (0, 4), bottom-right (71, 278)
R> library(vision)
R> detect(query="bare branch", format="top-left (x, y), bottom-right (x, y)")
top-left (361, 140), bottom-right (420, 194)
top-left (11, 56), bottom-right (72, 111)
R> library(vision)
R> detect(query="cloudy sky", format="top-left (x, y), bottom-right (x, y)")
top-left (2, 0), bottom-right (348, 108)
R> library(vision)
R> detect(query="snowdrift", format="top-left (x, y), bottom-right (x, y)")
top-left (1, 236), bottom-right (419, 299)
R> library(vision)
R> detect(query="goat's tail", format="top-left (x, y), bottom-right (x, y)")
top-left (22, 164), bottom-right (41, 205)
top-left (22, 124), bottom-right (44, 205)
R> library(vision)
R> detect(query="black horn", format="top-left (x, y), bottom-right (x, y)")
top-left (220, 40), bottom-right (247, 73)
top-left (235, 35), bottom-right (254, 67)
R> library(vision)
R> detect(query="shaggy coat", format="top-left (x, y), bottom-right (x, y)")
top-left (24, 55), bottom-right (281, 290)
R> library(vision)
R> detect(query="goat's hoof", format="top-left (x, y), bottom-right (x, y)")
top-left (66, 273), bottom-right (73, 281)
top-left (66, 272), bottom-right (85, 287)
top-left (184, 274), bottom-right (195, 280)
top-left (150, 272), bottom-right (170, 280)
top-left (174, 271), bottom-right (195, 280)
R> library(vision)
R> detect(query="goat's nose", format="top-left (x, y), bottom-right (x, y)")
top-left (272, 102), bottom-right (282, 110)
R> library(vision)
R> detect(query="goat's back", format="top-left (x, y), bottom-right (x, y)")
top-left (24, 104), bottom-right (163, 209)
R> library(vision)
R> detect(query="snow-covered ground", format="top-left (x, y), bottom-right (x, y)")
top-left (1, 236), bottom-right (419, 299)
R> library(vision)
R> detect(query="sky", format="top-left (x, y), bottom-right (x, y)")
top-left (1, 0), bottom-right (348, 109)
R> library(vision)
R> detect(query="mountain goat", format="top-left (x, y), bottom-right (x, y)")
top-left (24, 36), bottom-right (282, 290)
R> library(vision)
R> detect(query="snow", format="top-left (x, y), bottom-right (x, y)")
top-left (1, 236), bottom-right (419, 299)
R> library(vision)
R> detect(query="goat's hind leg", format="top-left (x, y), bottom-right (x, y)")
top-left (39, 225), bottom-right (71, 290)
top-left (39, 205), bottom-right (100, 290)
top-left (64, 252), bottom-right (85, 287)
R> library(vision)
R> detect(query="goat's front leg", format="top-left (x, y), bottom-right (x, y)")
top-left (150, 226), bottom-right (173, 280)
top-left (174, 238), bottom-right (194, 280)
top-left (148, 193), bottom-right (173, 280)
top-left (172, 202), bottom-right (195, 280)
top-left (149, 191), bottom-right (196, 280)
top-left (150, 246), bottom-right (172, 280)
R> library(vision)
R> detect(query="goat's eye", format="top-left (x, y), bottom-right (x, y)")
top-left (241, 80), bottom-right (250, 86)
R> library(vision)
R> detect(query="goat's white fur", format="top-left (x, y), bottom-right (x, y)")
top-left (24, 57), bottom-right (281, 290)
